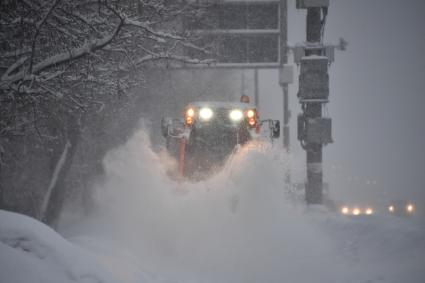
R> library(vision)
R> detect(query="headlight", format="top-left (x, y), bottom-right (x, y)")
top-left (341, 207), bottom-right (349, 215)
top-left (365, 208), bottom-right (374, 215)
top-left (199, 107), bottom-right (213, 121)
top-left (229, 109), bottom-right (243, 121)
top-left (388, 205), bottom-right (395, 213)
top-left (352, 208), bottom-right (361, 215)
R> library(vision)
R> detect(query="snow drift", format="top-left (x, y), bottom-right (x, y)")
top-left (0, 210), bottom-right (119, 283)
top-left (61, 128), bottom-right (425, 283)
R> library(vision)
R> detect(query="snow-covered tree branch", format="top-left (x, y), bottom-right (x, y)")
top-left (0, 0), bottom-right (210, 224)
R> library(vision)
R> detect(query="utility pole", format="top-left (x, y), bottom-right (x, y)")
top-left (295, 0), bottom-right (336, 204)
top-left (305, 6), bottom-right (324, 204)
top-left (279, 0), bottom-right (290, 152)
top-left (254, 69), bottom-right (259, 110)
top-left (279, 0), bottom-right (293, 186)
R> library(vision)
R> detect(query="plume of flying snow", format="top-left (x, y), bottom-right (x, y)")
top-left (60, 125), bottom-right (425, 283)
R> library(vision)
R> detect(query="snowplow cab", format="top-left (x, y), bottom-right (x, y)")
top-left (162, 101), bottom-right (279, 180)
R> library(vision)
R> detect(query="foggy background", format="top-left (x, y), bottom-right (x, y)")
top-left (259, 0), bottom-right (425, 204)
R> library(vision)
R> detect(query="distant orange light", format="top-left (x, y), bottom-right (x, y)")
top-left (352, 208), bottom-right (361, 215)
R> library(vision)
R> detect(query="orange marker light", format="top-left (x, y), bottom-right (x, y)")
top-left (246, 109), bottom-right (255, 118)
top-left (186, 108), bottom-right (195, 117)
top-left (185, 108), bottom-right (195, 125)
top-left (248, 118), bottom-right (256, 127)
top-left (185, 116), bottom-right (193, 125)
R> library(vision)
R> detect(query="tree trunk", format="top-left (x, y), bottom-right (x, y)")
top-left (0, 164), bottom-right (3, 210)
top-left (41, 116), bottom-right (81, 228)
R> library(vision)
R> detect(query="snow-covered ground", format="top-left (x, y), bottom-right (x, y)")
top-left (1, 129), bottom-right (424, 283)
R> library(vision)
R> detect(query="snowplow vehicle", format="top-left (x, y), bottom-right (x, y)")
top-left (161, 100), bottom-right (280, 180)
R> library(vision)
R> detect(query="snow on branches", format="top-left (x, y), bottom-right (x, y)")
top-left (0, 0), bottom-right (209, 92)
top-left (0, 1), bottom-right (212, 219)
top-left (0, 0), bottom-right (210, 141)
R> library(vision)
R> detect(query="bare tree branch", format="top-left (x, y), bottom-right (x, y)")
top-left (28, 0), bottom-right (62, 73)
top-left (1, 19), bottom-right (124, 89)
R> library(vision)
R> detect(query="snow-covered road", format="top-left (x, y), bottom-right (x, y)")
top-left (1, 129), bottom-right (424, 283)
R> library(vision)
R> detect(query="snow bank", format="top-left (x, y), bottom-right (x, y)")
top-left (322, 215), bottom-right (425, 283)
top-left (0, 210), bottom-right (119, 283)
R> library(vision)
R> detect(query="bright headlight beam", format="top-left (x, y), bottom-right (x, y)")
top-left (199, 107), bottom-right (213, 121)
top-left (229, 109), bottom-right (243, 121)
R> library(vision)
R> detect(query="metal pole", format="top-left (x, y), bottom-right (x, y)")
top-left (279, 0), bottom-right (291, 186)
top-left (280, 0), bottom-right (289, 151)
top-left (241, 71), bottom-right (245, 97)
top-left (305, 7), bottom-right (323, 204)
top-left (254, 68), bottom-right (259, 109)
top-left (282, 84), bottom-right (290, 150)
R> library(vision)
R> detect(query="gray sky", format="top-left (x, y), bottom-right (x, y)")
top-left (260, 0), bottom-right (425, 202)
